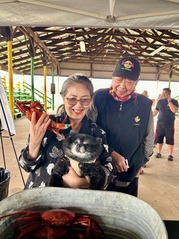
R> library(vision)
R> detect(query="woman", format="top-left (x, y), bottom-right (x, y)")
top-left (19, 74), bottom-right (113, 189)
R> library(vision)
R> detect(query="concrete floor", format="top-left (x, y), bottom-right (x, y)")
top-left (0, 115), bottom-right (179, 221)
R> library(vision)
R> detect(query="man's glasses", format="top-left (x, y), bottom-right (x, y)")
top-left (65, 98), bottom-right (91, 106)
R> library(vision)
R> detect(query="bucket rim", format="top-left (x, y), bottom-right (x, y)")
top-left (0, 169), bottom-right (11, 186)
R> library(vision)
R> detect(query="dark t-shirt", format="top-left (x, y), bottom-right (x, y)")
top-left (155, 99), bottom-right (178, 126)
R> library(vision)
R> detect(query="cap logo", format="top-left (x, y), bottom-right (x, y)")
top-left (122, 60), bottom-right (134, 71)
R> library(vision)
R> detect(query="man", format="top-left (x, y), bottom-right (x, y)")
top-left (153, 88), bottom-right (178, 161)
top-left (89, 56), bottom-right (154, 197)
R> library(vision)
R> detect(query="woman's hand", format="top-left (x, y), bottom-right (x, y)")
top-left (62, 167), bottom-right (89, 188)
top-left (28, 111), bottom-right (51, 159)
top-left (111, 151), bottom-right (129, 173)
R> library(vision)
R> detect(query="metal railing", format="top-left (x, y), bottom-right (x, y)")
top-left (23, 82), bottom-right (52, 109)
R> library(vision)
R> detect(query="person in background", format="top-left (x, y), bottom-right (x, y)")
top-left (153, 87), bottom-right (178, 161)
top-left (142, 90), bottom-right (149, 98)
top-left (88, 56), bottom-right (154, 197)
top-left (18, 74), bottom-right (113, 189)
top-left (140, 89), bottom-right (150, 174)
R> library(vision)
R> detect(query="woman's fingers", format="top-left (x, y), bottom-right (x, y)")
top-left (30, 112), bottom-right (51, 142)
top-left (31, 111), bottom-right (51, 128)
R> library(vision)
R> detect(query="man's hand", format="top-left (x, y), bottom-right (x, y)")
top-left (167, 95), bottom-right (172, 103)
top-left (111, 151), bottom-right (129, 173)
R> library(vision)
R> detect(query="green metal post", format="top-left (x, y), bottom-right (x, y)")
top-left (31, 56), bottom-right (35, 101)
top-left (168, 65), bottom-right (173, 89)
top-left (43, 65), bottom-right (47, 111)
top-left (52, 70), bottom-right (55, 110)
top-left (29, 37), bottom-right (35, 101)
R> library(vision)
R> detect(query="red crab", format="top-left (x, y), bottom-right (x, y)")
top-left (15, 100), bottom-right (71, 137)
top-left (0, 208), bottom-right (106, 239)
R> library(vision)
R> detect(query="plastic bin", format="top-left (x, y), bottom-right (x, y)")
top-left (0, 168), bottom-right (10, 201)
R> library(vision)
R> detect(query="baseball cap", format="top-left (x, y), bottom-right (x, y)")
top-left (112, 56), bottom-right (141, 81)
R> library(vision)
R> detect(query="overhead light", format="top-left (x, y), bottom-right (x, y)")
top-left (79, 41), bottom-right (86, 52)
top-left (150, 45), bottom-right (166, 56)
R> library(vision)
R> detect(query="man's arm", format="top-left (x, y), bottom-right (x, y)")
top-left (144, 110), bottom-right (154, 160)
top-left (153, 109), bottom-right (159, 117)
top-left (167, 100), bottom-right (178, 113)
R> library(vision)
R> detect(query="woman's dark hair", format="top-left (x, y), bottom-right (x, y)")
top-left (60, 74), bottom-right (94, 98)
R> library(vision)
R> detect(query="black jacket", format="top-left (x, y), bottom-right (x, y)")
top-left (93, 88), bottom-right (152, 182)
